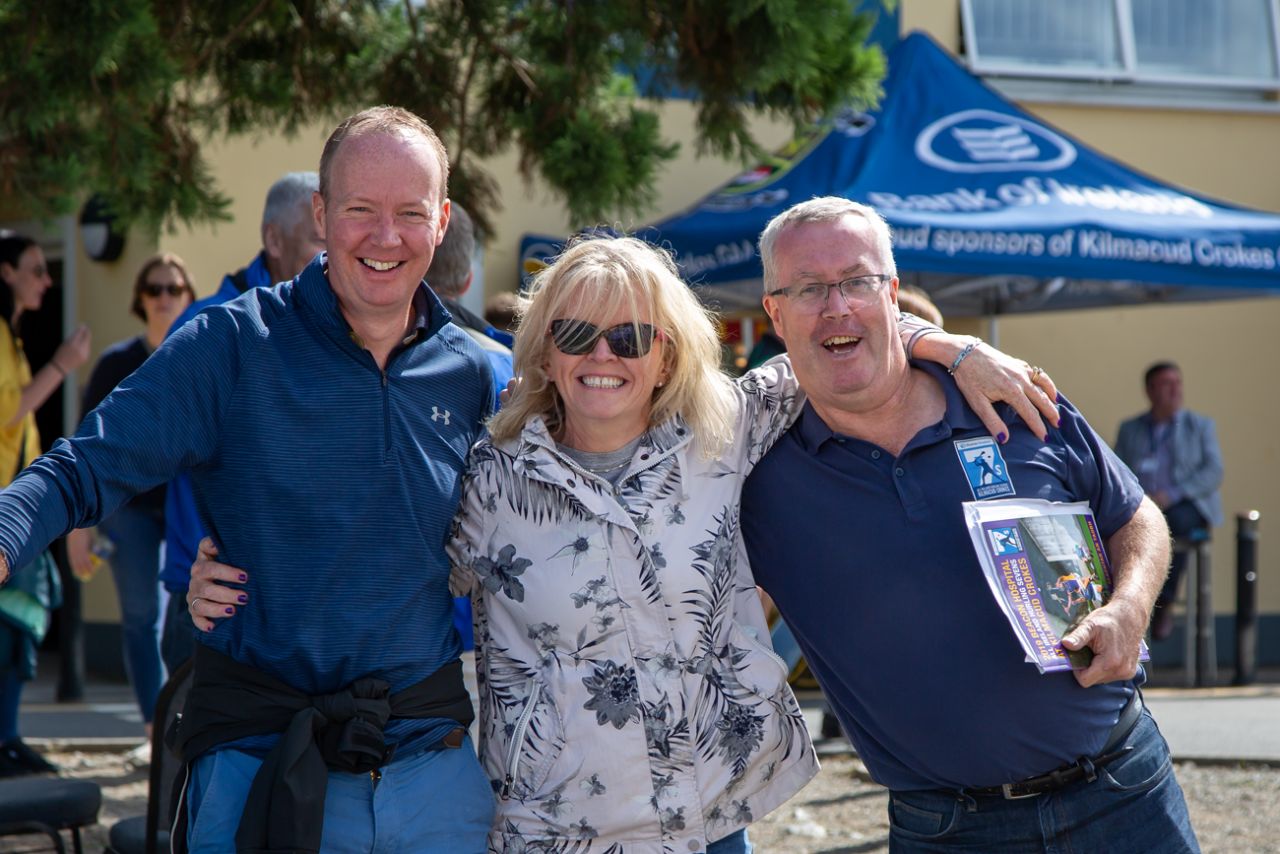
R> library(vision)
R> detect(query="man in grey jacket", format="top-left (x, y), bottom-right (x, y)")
top-left (1116, 361), bottom-right (1224, 640)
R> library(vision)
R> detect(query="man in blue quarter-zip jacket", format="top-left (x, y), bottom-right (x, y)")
top-left (0, 107), bottom-right (496, 853)
top-left (160, 170), bottom-right (325, 676)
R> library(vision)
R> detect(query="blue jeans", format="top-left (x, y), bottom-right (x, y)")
top-left (100, 504), bottom-right (166, 724)
top-left (886, 710), bottom-right (1198, 853)
top-left (186, 734), bottom-right (494, 853)
top-left (707, 828), bottom-right (751, 854)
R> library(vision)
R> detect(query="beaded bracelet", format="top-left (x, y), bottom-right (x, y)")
top-left (49, 360), bottom-right (66, 377)
top-left (947, 340), bottom-right (980, 375)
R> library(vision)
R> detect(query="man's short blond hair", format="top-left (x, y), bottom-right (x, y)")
top-left (758, 196), bottom-right (897, 292)
top-left (319, 106), bottom-right (450, 203)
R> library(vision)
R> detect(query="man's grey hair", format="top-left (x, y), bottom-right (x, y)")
top-left (427, 203), bottom-right (475, 298)
top-left (758, 196), bottom-right (897, 292)
top-left (262, 172), bottom-right (319, 233)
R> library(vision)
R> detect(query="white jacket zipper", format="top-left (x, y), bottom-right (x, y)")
top-left (501, 681), bottom-right (542, 799)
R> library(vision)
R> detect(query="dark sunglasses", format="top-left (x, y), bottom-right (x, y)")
top-left (141, 283), bottom-right (187, 298)
top-left (549, 319), bottom-right (662, 358)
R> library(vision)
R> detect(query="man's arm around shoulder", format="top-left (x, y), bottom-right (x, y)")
top-left (1062, 497), bottom-right (1169, 688)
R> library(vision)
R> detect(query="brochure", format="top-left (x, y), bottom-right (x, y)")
top-left (962, 498), bottom-right (1151, 674)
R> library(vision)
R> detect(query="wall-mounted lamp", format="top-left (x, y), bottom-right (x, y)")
top-left (79, 195), bottom-right (126, 262)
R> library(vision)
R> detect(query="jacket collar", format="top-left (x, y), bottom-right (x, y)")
top-left (293, 253), bottom-right (451, 352)
top-left (507, 412), bottom-right (692, 488)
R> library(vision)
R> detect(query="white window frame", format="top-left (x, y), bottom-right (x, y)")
top-left (961, 0), bottom-right (1280, 92)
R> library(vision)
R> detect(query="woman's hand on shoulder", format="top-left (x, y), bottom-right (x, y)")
top-left (952, 342), bottom-right (1060, 442)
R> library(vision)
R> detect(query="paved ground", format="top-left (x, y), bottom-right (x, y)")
top-left (795, 678), bottom-right (1280, 765)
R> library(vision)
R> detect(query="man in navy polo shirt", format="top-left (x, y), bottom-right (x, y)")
top-left (741, 197), bottom-right (1198, 852)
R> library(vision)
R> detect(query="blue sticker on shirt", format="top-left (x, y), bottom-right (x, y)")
top-left (954, 437), bottom-right (1016, 499)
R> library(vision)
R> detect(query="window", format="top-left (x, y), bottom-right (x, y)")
top-left (962, 0), bottom-right (1280, 91)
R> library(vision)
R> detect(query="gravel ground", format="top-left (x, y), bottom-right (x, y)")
top-left (6, 751), bottom-right (1278, 852)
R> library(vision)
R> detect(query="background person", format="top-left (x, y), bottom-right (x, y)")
top-left (0, 231), bottom-right (90, 777)
top-left (1115, 361), bottom-right (1224, 641)
top-left (895, 283), bottom-right (943, 327)
top-left (427, 203), bottom-right (513, 407)
top-left (159, 171), bottom-right (324, 674)
top-left (66, 253), bottom-right (196, 741)
top-left (483, 290), bottom-right (519, 335)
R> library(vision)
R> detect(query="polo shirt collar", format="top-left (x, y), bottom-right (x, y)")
top-left (791, 360), bottom-right (986, 453)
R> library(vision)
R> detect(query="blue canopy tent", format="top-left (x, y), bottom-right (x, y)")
top-left (521, 32), bottom-right (1280, 318)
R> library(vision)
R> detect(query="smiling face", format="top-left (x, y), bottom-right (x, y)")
top-left (763, 214), bottom-right (903, 418)
top-left (1, 245), bottom-right (52, 316)
top-left (546, 299), bottom-right (668, 453)
top-left (312, 131), bottom-right (449, 331)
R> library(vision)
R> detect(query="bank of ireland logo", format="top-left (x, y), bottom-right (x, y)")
top-left (520, 240), bottom-right (559, 282)
top-left (916, 109), bottom-right (1077, 174)
top-left (954, 436), bottom-right (1016, 499)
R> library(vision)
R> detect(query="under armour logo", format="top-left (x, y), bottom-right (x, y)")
top-left (431, 406), bottom-right (451, 426)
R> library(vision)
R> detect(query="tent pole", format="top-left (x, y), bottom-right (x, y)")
top-left (987, 315), bottom-right (999, 347)
top-left (740, 316), bottom-right (754, 359)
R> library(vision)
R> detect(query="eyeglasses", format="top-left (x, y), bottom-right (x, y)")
top-left (767, 274), bottom-right (891, 312)
top-left (141, 283), bottom-right (187, 298)
top-left (548, 319), bottom-right (662, 358)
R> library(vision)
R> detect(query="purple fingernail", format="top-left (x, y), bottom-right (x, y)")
top-left (237, 594), bottom-right (248, 604)
top-left (996, 432), bottom-right (1007, 444)
top-left (238, 573), bottom-right (247, 583)
top-left (225, 607), bottom-right (235, 614)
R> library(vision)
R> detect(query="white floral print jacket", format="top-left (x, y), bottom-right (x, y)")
top-left (448, 358), bottom-right (818, 853)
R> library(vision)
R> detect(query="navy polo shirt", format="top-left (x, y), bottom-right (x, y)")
top-left (741, 362), bottom-right (1145, 791)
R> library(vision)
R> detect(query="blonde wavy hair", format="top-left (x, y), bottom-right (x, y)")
top-left (488, 236), bottom-right (737, 459)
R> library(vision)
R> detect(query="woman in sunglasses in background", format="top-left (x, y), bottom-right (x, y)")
top-left (189, 235), bottom-right (1055, 852)
top-left (67, 252), bottom-right (195, 747)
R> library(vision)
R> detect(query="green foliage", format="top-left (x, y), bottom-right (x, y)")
top-left (0, 0), bottom-right (887, 235)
